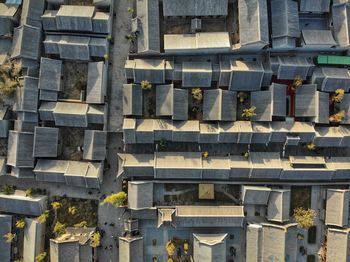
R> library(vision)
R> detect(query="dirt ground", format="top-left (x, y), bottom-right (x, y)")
top-left (60, 127), bottom-right (84, 161)
top-left (61, 62), bottom-right (88, 100)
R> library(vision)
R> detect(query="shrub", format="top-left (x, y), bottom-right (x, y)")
top-left (191, 88), bottom-right (203, 102)
top-left (332, 88), bottom-right (345, 103)
top-left (305, 143), bottom-right (316, 151)
top-left (53, 221), bottom-right (66, 236)
top-left (37, 210), bottom-right (50, 224)
top-left (90, 232), bottom-right (101, 248)
top-left (141, 80), bottom-right (152, 90)
top-left (68, 206), bottom-right (77, 215)
top-left (102, 192), bottom-right (127, 207)
top-left (242, 106), bottom-right (256, 119)
top-left (15, 219), bottom-right (25, 229)
top-left (3, 232), bottom-right (15, 243)
top-left (35, 252), bottom-right (46, 262)
top-left (166, 240), bottom-right (176, 256)
top-left (74, 221), bottom-right (88, 229)
top-left (51, 202), bottom-right (62, 210)
top-left (2, 185), bottom-right (15, 195)
top-left (293, 207), bottom-right (316, 229)
top-left (292, 76), bottom-right (303, 90)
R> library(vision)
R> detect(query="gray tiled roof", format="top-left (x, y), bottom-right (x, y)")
top-left (239, 0), bottom-right (269, 48)
top-left (136, 0), bottom-right (160, 53)
top-left (332, 4), bottom-right (350, 47)
top-left (163, 0), bottom-right (228, 17)
top-left (123, 84), bottom-right (142, 116)
top-left (7, 131), bottom-right (34, 168)
top-left (33, 126), bottom-right (59, 158)
top-left (86, 62), bottom-right (106, 104)
top-left (38, 57), bottom-right (62, 92)
top-left (182, 62), bottom-right (212, 87)
top-left (11, 24), bottom-right (41, 60)
top-left (83, 130), bottom-right (107, 161)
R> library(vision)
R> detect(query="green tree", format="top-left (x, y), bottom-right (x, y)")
top-left (242, 106), bottom-right (256, 119)
top-left (35, 252), bottom-right (46, 262)
top-left (68, 206), bottom-right (77, 215)
top-left (2, 185), bottom-right (15, 195)
top-left (293, 207), bottom-right (317, 229)
top-left (102, 192), bottom-right (127, 207)
top-left (74, 221), bottom-right (88, 229)
top-left (166, 240), bottom-right (176, 256)
top-left (25, 188), bottom-right (36, 197)
top-left (3, 232), bottom-right (15, 243)
top-left (191, 88), bottom-right (203, 102)
top-left (291, 75), bottom-right (303, 91)
top-left (90, 232), bottom-right (101, 248)
top-left (51, 201), bottom-right (62, 210)
top-left (15, 219), bottom-right (25, 229)
top-left (141, 80), bottom-right (152, 90)
top-left (37, 210), bottom-right (50, 224)
top-left (305, 143), bottom-right (316, 151)
top-left (53, 221), bottom-right (66, 236)
top-left (332, 88), bottom-right (345, 103)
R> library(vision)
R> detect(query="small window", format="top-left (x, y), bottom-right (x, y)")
top-left (308, 226), bottom-right (317, 244)
top-left (307, 255), bottom-right (316, 262)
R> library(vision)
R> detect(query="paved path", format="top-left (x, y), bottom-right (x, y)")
top-left (107, 0), bottom-right (131, 132)
top-left (97, 0), bottom-right (133, 258)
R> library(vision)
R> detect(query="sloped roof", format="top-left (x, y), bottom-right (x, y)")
top-left (267, 189), bottom-right (291, 222)
top-left (136, 0), bottom-right (160, 53)
top-left (56, 5), bottom-right (95, 31)
top-left (0, 190), bottom-right (47, 216)
top-left (86, 62), bottom-right (106, 104)
top-left (271, 0), bottom-right (299, 38)
top-left (33, 127), bottom-right (59, 158)
top-left (164, 32), bottom-right (231, 53)
top-left (276, 56), bottom-right (313, 80)
top-left (262, 223), bottom-right (298, 262)
top-left (182, 61), bottom-right (212, 87)
top-left (11, 24), bottom-right (41, 60)
top-left (193, 233), bottom-right (227, 262)
top-left (16, 76), bottom-right (38, 113)
top-left (302, 30), bottom-right (336, 47)
top-left (23, 218), bottom-right (45, 262)
top-left (238, 0), bottom-right (269, 48)
top-left (163, 0), bottom-right (228, 17)
top-left (123, 84), bottom-right (142, 116)
top-left (300, 0), bottom-right (330, 12)
top-left (325, 189), bottom-right (349, 227)
top-left (229, 61), bottom-right (264, 91)
top-left (20, 0), bottom-right (45, 27)
top-left (174, 206), bottom-right (244, 227)
top-left (119, 236), bottom-right (143, 262)
top-left (53, 102), bottom-right (88, 127)
top-left (295, 84), bottom-right (317, 117)
top-left (203, 89), bottom-right (236, 121)
top-left (332, 4), bottom-right (350, 47)
top-left (83, 130), bottom-right (107, 161)
top-left (242, 186), bottom-right (271, 205)
top-left (127, 181), bottom-right (153, 210)
top-left (7, 131), bottom-right (34, 168)
top-left (133, 59), bottom-right (165, 84)
top-left (327, 228), bottom-right (350, 262)
top-left (38, 57), bottom-right (62, 92)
